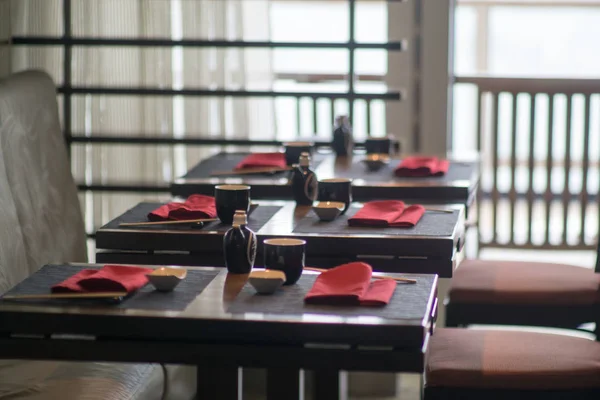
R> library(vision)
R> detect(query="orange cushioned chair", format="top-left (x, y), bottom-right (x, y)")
top-left (445, 243), bottom-right (600, 333)
top-left (424, 328), bottom-right (600, 400)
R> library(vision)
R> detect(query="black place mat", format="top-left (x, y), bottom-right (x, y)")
top-left (102, 203), bottom-right (282, 232)
top-left (333, 159), bottom-right (476, 184)
top-left (293, 207), bottom-right (459, 236)
top-left (1, 265), bottom-right (219, 311)
top-left (183, 152), bottom-right (326, 180)
top-left (228, 273), bottom-right (434, 320)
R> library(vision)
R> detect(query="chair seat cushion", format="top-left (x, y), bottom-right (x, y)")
top-left (449, 259), bottom-right (600, 305)
top-left (0, 360), bottom-right (195, 400)
top-left (426, 328), bottom-right (600, 390)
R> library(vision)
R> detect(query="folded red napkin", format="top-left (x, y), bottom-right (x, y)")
top-left (304, 262), bottom-right (396, 306)
top-left (148, 194), bottom-right (217, 221)
top-left (52, 265), bottom-right (153, 293)
top-left (235, 152), bottom-right (287, 170)
top-left (394, 156), bottom-right (449, 177)
top-left (348, 200), bottom-right (425, 227)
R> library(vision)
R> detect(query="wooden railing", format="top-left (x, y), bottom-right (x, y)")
top-left (456, 75), bottom-right (600, 250)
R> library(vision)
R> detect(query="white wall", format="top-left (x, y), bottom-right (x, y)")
top-left (419, 0), bottom-right (454, 155)
top-left (387, 0), bottom-right (454, 155)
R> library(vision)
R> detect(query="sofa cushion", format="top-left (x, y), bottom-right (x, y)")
top-left (449, 259), bottom-right (600, 305)
top-left (426, 328), bottom-right (600, 390)
top-left (0, 70), bottom-right (196, 400)
top-left (0, 70), bottom-right (87, 275)
top-left (0, 360), bottom-right (195, 400)
top-left (0, 153), bottom-right (29, 293)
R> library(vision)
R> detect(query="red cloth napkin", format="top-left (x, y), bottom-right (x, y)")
top-left (235, 152), bottom-right (287, 170)
top-left (395, 156), bottom-right (449, 177)
top-left (148, 194), bottom-right (216, 221)
top-left (52, 265), bottom-right (153, 293)
top-left (304, 262), bottom-right (396, 306)
top-left (348, 200), bottom-right (425, 227)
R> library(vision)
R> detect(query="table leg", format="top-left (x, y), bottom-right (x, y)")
top-left (196, 366), bottom-right (241, 400)
top-left (267, 368), bottom-right (304, 400)
top-left (313, 370), bottom-right (347, 400)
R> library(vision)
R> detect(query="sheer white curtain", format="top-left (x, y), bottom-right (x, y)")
top-left (8, 0), bottom-right (275, 237)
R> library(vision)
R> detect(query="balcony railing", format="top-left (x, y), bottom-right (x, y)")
top-left (456, 75), bottom-right (600, 250)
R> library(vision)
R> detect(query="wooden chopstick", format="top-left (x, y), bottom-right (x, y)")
top-left (2, 292), bottom-right (129, 300)
top-left (304, 267), bottom-right (417, 284)
top-left (119, 218), bottom-right (218, 227)
top-left (210, 166), bottom-right (292, 176)
top-left (424, 208), bottom-right (454, 214)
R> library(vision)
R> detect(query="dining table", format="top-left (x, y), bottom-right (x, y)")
top-left (170, 150), bottom-right (480, 211)
top-left (0, 263), bottom-right (438, 400)
top-left (315, 153), bottom-right (480, 209)
top-left (95, 200), bottom-right (466, 279)
top-left (170, 150), bottom-right (332, 199)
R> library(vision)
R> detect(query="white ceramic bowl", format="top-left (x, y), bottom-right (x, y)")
top-left (312, 201), bottom-right (345, 221)
top-left (249, 270), bottom-right (286, 295)
top-left (362, 153), bottom-right (390, 172)
top-left (146, 267), bottom-right (188, 292)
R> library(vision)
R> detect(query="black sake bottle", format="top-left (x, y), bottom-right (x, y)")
top-left (291, 152), bottom-right (318, 205)
top-left (223, 210), bottom-right (257, 274)
top-left (331, 115), bottom-right (354, 156)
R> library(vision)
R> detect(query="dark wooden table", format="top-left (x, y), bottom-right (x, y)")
top-left (0, 264), bottom-right (438, 400)
top-left (314, 154), bottom-right (480, 207)
top-left (170, 151), bottom-right (479, 209)
top-left (170, 151), bottom-right (332, 199)
top-left (96, 201), bottom-right (465, 278)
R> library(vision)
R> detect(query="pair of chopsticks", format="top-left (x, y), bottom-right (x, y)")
top-left (119, 218), bottom-right (218, 227)
top-left (424, 208), bottom-right (454, 214)
top-left (210, 166), bottom-right (292, 176)
top-left (304, 267), bottom-right (417, 284)
top-left (2, 292), bottom-right (128, 301)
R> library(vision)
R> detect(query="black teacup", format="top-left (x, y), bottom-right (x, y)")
top-left (317, 178), bottom-right (352, 214)
top-left (365, 136), bottom-right (392, 155)
top-left (284, 141), bottom-right (313, 166)
top-left (215, 184), bottom-right (251, 224)
top-left (263, 238), bottom-right (306, 285)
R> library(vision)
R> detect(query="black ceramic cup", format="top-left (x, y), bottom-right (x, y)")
top-left (284, 141), bottom-right (313, 166)
top-left (365, 136), bottom-right (392, 155)
top-left (263, 238), bottom-right (306, 285)
top-left (317, 178), bottom-right (352, 214)
top-left (214, 184), bottom-right (251, 224)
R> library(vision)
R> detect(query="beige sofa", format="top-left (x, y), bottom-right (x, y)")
top-left (0, 70), bottom-right (195, 399)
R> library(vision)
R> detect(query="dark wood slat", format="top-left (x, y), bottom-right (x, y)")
top-left (197, 366), bottom-right (241, 400)
top-left (58, 86), bottom-right (401, 100)
top-left (0, 337), bottom-right (428, 373)
top-left (526, 94), bottom-right (537, 244)
top-left (313, 370), bottom-right (347, 400)
top-left (544, 95), bottom-right (555, 245)
top-left (12, 36), bottom-right (404, 50)
top-left (267, 369), bottom-right (305, 400)
top-left (509, 92), bottom-right (518, 245)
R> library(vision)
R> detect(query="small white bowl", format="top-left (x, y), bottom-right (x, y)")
top-left (362, 153), bottom-right (390, 172)
top-left (146, 267), bottom-right (187, 292)
top-left (249, 270), bottom-right (286, 295)
top-left (312, 201), bottom-right (345, 221)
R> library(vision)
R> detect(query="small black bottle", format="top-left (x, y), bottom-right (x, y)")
top-left (291, 152), bottom-right (318, 205)
top-left (331, 115), bottom-right (354, 156)
top-left (223, 210), bottom-right (257, 274)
